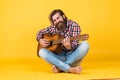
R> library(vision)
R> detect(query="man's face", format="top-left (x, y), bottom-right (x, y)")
top-left (52, 13), bottom-right (66, 31)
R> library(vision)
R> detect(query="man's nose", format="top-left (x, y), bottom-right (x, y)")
top-left (56, 20), bottom-right (59, 24)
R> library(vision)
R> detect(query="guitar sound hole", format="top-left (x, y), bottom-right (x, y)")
top-left (49, 41), bottom-right (53, 46)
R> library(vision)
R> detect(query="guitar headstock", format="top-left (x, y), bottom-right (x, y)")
top-left (78, 34), bottom-right (89, 41)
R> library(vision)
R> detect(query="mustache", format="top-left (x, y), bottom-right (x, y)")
top-left (56, 21), bottom-right (64, 26)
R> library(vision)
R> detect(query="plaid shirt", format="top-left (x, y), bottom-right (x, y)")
top-left (36, 19), bottom-right (81, 51)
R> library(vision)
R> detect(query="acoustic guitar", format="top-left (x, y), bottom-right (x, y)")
top-left (37, 33), bottom-right (89, 55)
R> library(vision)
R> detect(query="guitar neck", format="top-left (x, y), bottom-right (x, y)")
top-left (52, 34), bottom-right (88, 45)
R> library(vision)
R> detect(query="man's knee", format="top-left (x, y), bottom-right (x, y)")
top-left (78, 41), bottom-right (89, 55)
top-left (38, 48), bottom-right (48, 58)
top-left (80, 41), bottom-right (89, 50)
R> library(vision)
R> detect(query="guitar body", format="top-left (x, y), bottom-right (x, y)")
top-left (37, 34), bottom-right (64, 56)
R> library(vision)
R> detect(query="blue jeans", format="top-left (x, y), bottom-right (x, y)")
top-left (39, 41), bottom-right (89, 72)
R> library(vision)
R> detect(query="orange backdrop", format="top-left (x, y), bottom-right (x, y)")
top-left (0, 0), bottom-right (120, 63)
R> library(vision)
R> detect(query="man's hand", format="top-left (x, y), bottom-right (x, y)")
top-left (39, 39), bottom-right (50, 48)
top-left (62, 38), bottom-right (72, 50)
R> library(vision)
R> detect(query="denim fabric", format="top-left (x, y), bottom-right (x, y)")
top-left (39, 41), bottom-right (89, 72)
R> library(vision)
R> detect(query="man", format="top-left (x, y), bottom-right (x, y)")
top-left (36, 9), bottom-right (89, 74)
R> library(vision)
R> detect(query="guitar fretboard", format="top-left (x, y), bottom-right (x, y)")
top-left (51, 34), bottom-right (88, 45)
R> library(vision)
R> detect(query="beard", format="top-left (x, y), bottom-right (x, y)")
top-left (55, 21), bottom-right (66, 31)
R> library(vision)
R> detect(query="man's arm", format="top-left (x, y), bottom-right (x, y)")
top-left (36, 26), bottom-right (53, 42)
top-left (71, 22), bottom-right (81, 50)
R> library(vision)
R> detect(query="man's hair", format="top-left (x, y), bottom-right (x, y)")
top-left (49, 9), bottom-right (67, 25)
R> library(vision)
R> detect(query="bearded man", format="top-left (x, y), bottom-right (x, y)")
top-left (36, 9), bottom-right (89, 74)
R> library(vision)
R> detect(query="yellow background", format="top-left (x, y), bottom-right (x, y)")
top-left (0, 0), bottom-right (120, 80)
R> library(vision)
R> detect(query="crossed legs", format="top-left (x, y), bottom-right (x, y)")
top-left (39, 41), bottom-right (89, 74)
